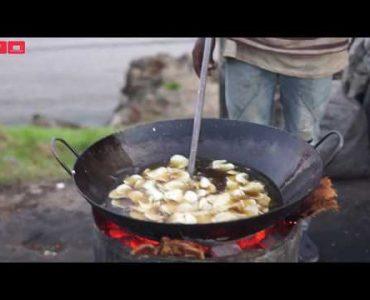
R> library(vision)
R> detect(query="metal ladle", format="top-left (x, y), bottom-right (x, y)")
top-left (188, 37), bottom-right (213, 176)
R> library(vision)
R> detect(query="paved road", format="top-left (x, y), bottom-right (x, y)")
top-left (0, 38), bottom-right (195, 126)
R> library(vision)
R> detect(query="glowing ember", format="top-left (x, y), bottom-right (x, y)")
top-left (237, 230), bottom-right (267, 249)
top-left (93, 209), bottom-right (296, 257)
top-left (93, 210), bottom-right (159, 250)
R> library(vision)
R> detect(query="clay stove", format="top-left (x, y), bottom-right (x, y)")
top-left (92, 209), bottom-right (303, 262)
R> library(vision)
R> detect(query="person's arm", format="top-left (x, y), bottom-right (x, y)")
top-left (192, 38), bottom-right (217, 77)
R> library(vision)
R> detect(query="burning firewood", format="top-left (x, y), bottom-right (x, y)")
top-left (131, 237), bottom-right (207, 259)
top-left (157, 237), bottom-right (206, 259)
top-left (131, 244), bottom-right (158, 256)
top-left (290, 177), bottom-right (339, 220)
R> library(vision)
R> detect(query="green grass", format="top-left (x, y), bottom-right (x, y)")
top-left (0, 125), bottom-right (115, 184)
top-left (163, 81), bottom-right (181, 91)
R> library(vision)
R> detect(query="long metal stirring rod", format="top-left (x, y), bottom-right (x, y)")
top-left (188, 38), bottom-right (213, 176)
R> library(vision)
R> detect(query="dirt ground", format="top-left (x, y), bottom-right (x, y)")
top-left (0, 181), bottom-right (93, 262)
top-left (1, 177), bottom-right (370, 262)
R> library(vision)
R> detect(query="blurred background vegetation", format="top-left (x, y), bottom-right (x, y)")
top-left (0, 126), bottom-right (114, 184)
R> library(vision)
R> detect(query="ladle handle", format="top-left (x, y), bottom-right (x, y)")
top-left (314, 130), bottom-right (344, 167)
top-left (188, 37), bottom-right (213, 176)
top-left (50, 137), bottom-right (80, 177)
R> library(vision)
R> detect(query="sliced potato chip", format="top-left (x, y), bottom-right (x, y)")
top-left (111, 156), bottom-right (271, 224)
top-left (169, 154), bottom-right (189, 169)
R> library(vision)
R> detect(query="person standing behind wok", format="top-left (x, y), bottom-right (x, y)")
top-left (192, 37), bottom-right (350, 262)
top-left (192, 38), bottom-right (350, 144)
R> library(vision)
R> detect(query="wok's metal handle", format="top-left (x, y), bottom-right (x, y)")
top-left (313, 130), bottom-right (344, 167)
top-left (50, 137), bottom-right (80, 177)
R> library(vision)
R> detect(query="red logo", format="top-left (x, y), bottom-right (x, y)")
top-left (8, 41), bottom-right (25, 54)
top-left (0, 40), bottom-right (26, 54)
top-left (0, 41), bottom-right (7, 54)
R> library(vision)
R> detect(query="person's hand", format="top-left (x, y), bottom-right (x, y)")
top-left (192, 38), bottom-right (217, 78)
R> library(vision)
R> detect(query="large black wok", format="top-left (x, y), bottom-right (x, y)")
top-left (51, 119), bottom-right (342, 241)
